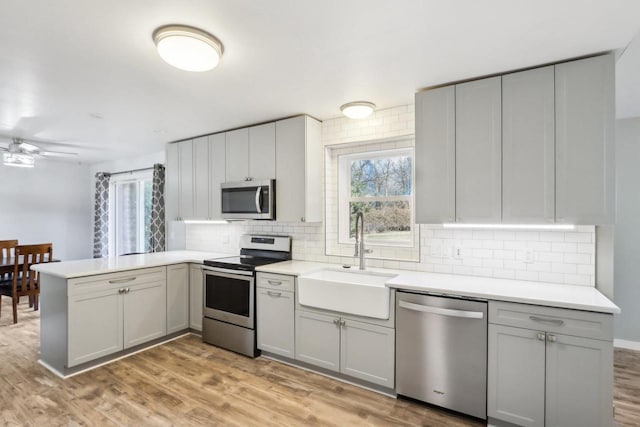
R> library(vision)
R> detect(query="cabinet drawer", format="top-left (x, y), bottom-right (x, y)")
top-left (489, 301), bottom-right (613, 341)
top-left (256, 272), bottom-right (295, 292)
top-left (68, 267), bottom-right (167, 296)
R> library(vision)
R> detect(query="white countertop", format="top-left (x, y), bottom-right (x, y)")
top-left (256, 260), bottom-right (620, 314)
top-left (31, 250), bottom-right (231, 279)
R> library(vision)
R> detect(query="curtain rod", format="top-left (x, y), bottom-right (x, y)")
top-left (109, 166), bottom-right (157, 177)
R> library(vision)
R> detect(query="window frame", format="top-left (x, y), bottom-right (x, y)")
top-left (108, 170), bottom-right (153, 256)
top-left (337, 147), bottom-right (415, 248)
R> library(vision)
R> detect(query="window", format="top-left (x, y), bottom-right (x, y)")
top-left (109, 172), bottom-right (153, 256)
top-left (338, 148), bottom-right (414, 247)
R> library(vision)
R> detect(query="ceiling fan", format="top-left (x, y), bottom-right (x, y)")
top-left (0, 138), bottom-right (78, 168)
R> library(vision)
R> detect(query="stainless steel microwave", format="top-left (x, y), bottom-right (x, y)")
top-left (221, 179), bottom-right (275, 220)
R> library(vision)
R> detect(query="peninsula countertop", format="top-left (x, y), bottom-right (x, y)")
top-left (256, 259), bottom-right (620, 314)
top-left (31, 250), bottom-right (232, 279)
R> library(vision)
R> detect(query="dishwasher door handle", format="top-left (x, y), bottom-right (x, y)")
top-left (399, 300), bottom-right (484, 319)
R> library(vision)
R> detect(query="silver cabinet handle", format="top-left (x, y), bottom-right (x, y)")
top-left (255, 186), bottom-right (262, 213)
top-left (333, 319), bottom-right (339, 325)
top-left (266, 291), bottom-right (281, 298)
top-left (547, 334), bottom-right (557, 343)
top-left (537, 332), bottom-right (546, 341)
top-left (530, 316), bottom-right (564, 326)
top-left (267, 280), bottom-right (282, 286)
top-left (340, 319), bottom-right (346, 327)
top-left (399, 300), bottom-right (484, 319)
top-left (109, 277), bottom-right (136, 284)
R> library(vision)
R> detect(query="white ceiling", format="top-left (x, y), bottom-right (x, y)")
top-left (1, 0), bottom-right (639, 162)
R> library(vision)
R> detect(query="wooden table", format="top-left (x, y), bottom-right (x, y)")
top-left (0, 257), bottom-right (58, 277)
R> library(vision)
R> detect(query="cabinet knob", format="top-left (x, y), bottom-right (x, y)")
top-left (333, 319), bottom-right (339, 325)
top-left (340, 319), bottom-right (346, 327)
top-left (301, 217), bottom-right (305, 222)
top-left (537, 332), bottom-right (546, 341)
top-left (547, 334), bottom-right (557, 343)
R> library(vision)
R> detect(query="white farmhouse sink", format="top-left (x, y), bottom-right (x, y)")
top-left (297, 268), bottom-right (397, 319)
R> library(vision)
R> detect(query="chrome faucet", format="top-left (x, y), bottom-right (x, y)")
top-left (354, 212), bottom-right (373, 270)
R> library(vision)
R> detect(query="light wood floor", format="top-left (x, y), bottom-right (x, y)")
top-left (0, 298), bottom-right (638, 426)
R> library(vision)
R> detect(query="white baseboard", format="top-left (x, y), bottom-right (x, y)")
top-left (614, 338), bottom-right (640, 351)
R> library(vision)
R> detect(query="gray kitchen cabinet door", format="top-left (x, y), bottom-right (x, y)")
top-left (488, 324), bottom-right (545, 427)
top-left (189, 264), bottom-right (203, 331)
top-left (555, 54), bottom-right (615, 224)
top-left (502, 66), bottom-right (555, 223)
top-left (545, 334), bottom-right (614, 427)
top-left (68, 288), bottom-right (123, 367)
top-left (226, 128), bottom-right (249, 182)
top-left (340, 319), bottom-right (395, 388)
top-left (248, 122), bottom-right (276, 180)
top-left (193, 136), bottom-right (209, 219)
top-left (275, 116), bottom-right (322, 223)
top-left (256, 288), bottom-right (295, 358)
top-left (123, 280), bottom-right (167, 349)
top-left (208, 133), bottom-right (226, 220)
top-left (415, 86), bottom-right (456, 223)
top-left (178, 139), bottom-right (195, 219)
top-left (295, 310), bottom-right (340, 372)
top-left (165, 142), bottom-right (180, 222)
top-left (455, 76), bottom-right (502, 223)
top-left (166, 264), bottom-right (189, 334)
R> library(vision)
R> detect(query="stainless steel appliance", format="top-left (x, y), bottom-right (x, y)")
top-left (202, 235), bottom-right (291, 357)
top-left (396, 291), bottom-right (488, 420)
top-left (221, 179), bottom-right (275, 220)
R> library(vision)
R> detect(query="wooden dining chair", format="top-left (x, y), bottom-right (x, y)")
top-left (0, 243), bottom-right (52, 324)
top-left (0, 240), bottom-right (17, 259)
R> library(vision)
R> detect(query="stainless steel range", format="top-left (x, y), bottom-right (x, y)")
top-left (202, 235), bottom-right (291, 357)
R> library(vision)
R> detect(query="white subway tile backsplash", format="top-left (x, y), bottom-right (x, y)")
top-left (184, 105), bottom-right (596, 288)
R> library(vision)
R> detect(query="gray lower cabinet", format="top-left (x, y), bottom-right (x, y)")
top-left (167, 264), bottom-right (189, 334)
top-left (124, 280), bottom-right (167, 348)
top-left (488, 324), bottom-right (546, 427)
top-left (340, 319), bottom-right (395, 388)
top-left (68, 288), bottom-right (123, 367)
top-left (295, 310), bottom-right (341, 371)
top-left (189, 264), bottom-right (203, 331)
top-left (257, 288), bottom-right (295, 358)
top-left (295, 309), bottom-right (395, 388)
top-left (488, 301), bottom-right (614, 427)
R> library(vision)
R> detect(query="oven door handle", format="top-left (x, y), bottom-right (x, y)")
top-left (202, 266), bottom-right (254, 277)
top-left (255, 186), bottom-right (262, 213)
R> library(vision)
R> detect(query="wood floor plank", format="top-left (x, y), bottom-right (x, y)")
top-left (0, 298), bottom-right (638, 426)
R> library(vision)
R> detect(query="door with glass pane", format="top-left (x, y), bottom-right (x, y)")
top-left (112, 176), bottom-right (152, 256)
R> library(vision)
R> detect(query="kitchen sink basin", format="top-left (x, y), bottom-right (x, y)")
top-left (297, 268), bottom-right (397, 319)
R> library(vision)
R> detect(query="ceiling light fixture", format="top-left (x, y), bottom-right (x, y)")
top-left (153, 25), bottom-right (223, 72)
top-left (3, 152), bottom-right (35, 168)
top-left (340, 101), bottom-right (376, 119)
top-left (442, 223), bottom-right (575, 231)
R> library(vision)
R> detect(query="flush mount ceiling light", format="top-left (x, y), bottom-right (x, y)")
top-left (340, 101), bottom-right (376, 119)
top-left (3, 152), bottom-right (35, 168)
top-left (153, 25), bottom-right (223, 72)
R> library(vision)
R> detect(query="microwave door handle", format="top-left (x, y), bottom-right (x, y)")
top-left (255, 186), bottom-right (262, 213)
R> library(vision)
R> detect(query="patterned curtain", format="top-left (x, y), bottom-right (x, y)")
top-left (149, 164), bottom-right (166, 253)
top-left (93, 172), bottom-right (111, 258)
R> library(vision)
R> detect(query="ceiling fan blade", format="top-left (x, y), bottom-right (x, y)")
top-left (17, 141), bottom-right (39, 152)
top-left (38, 151), bottom-right (78, 158)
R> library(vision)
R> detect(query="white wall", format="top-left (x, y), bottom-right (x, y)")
top-left (89, 150), bottom-right (164, 176)
top-left (185, 105), bottom-right (597, 287)
top-left (0, 160), bottom-right (92, 260)
top-left (614, 117), bottom-right (640, 343)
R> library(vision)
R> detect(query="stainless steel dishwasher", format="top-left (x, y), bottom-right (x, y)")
top-left (396, 291), bottom-right (488, 420)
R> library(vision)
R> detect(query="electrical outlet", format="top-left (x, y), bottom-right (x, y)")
top-left (524, 248), bottom-right (535, 263)
top-left (453, 246), bottom-right (463, 260)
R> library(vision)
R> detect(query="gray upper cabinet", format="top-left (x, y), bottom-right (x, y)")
top-left (555, 54), bottom-right (615, 224)
top-left (165, 142), bottom-right (180, 222)
top-left (226, 128), bottom-right (249, 182)
top-left (502, 66), bottom-right (555, 223)
top-left (193, 137), bottom-right (209, 219)
top-left (415, 86), bottom-right (456, 223)
top-left (248, 123), bottom-right (276, 180)
top-left (208, 133), bottom-right (226, 220)
top-left (455, 76), bottom-right (502, 223)
top-left (178, 140), bottom-right (194, 220)
top-left (275, 115), bottom-right (323, 223)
